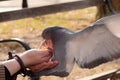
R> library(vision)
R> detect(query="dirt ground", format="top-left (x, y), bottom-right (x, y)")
top-left (0, 7), bottom-right (120, 80)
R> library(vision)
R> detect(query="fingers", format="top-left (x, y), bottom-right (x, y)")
top-left (20, 49), bottom-right (53, 67)
top-left (38, 48), bottom-right (54, 61)
top-left (41, 49), bottom-right (53, 57)
top-left (47, 47), bottom-right (54, 57)
top-left (38, 50), bottom-right (53, 62)
top-left (29, 60), bottom-right (58, 72)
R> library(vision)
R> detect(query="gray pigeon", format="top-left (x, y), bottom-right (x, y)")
top-left (32, 13), bottom-right (120, 77)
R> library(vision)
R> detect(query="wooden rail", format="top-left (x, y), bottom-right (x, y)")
top-left (0, 0), bottom-right (102, 22)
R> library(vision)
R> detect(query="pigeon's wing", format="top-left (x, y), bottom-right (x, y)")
top-left (95, 13), bottom-right (120, 38)
top-left (66, 24), bottom-right (120, 68)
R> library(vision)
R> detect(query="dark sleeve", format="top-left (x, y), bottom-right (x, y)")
top-left (0, 64), bottom-right (6, 80)
top-left (0, 64), bottom-right (12, 80)
top-left (4, 66), bottom-right (11, 80)
top-left (4, 65), bottom-right (19, 80)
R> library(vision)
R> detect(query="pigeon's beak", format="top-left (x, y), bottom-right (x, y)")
top-left (40, 39), bottom-right (54, 57)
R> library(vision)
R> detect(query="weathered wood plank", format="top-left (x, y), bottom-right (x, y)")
top-left (0, 0), bottom-right (100, 9)
top-left (0, 0), bottom-right (102, 22)
top-left (0, 0), bottom-right (10, 1)
top-left (0, 0), bottom-right (84, 12)
top-left (0, 0), bottom-right (97, 11)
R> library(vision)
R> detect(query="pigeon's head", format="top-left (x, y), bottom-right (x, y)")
top-left (40, 26), bottom-right (64, 51)
top-left (42, 26), bottom-right (63, 40)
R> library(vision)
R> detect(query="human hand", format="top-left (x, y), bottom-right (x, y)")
top-left (29, 60), bottom-right (58, 72)
top-left (2, 49), bottom-right (58, 76)
top-left (20, 49), bottom-right (53, 67)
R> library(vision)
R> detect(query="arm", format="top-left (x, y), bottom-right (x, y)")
top-left (2, 49), bottom-right (58, 78)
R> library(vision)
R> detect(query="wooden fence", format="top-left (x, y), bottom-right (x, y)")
top-left (0, 0), bottom-right (101, 22)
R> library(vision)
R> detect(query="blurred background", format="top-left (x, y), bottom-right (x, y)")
top-left (0, 0), bottom-right (120, 80)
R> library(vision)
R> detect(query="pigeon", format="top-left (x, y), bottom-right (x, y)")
top-left (32, 13), bottom-right (120, 77)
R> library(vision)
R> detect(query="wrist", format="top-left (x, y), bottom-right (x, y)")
top-left (19, 54), bottom-right (30, 67)
top-left (2, 59), bottom-right (21, 76)
top-left (14, 55), bottom-right (27, 76)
